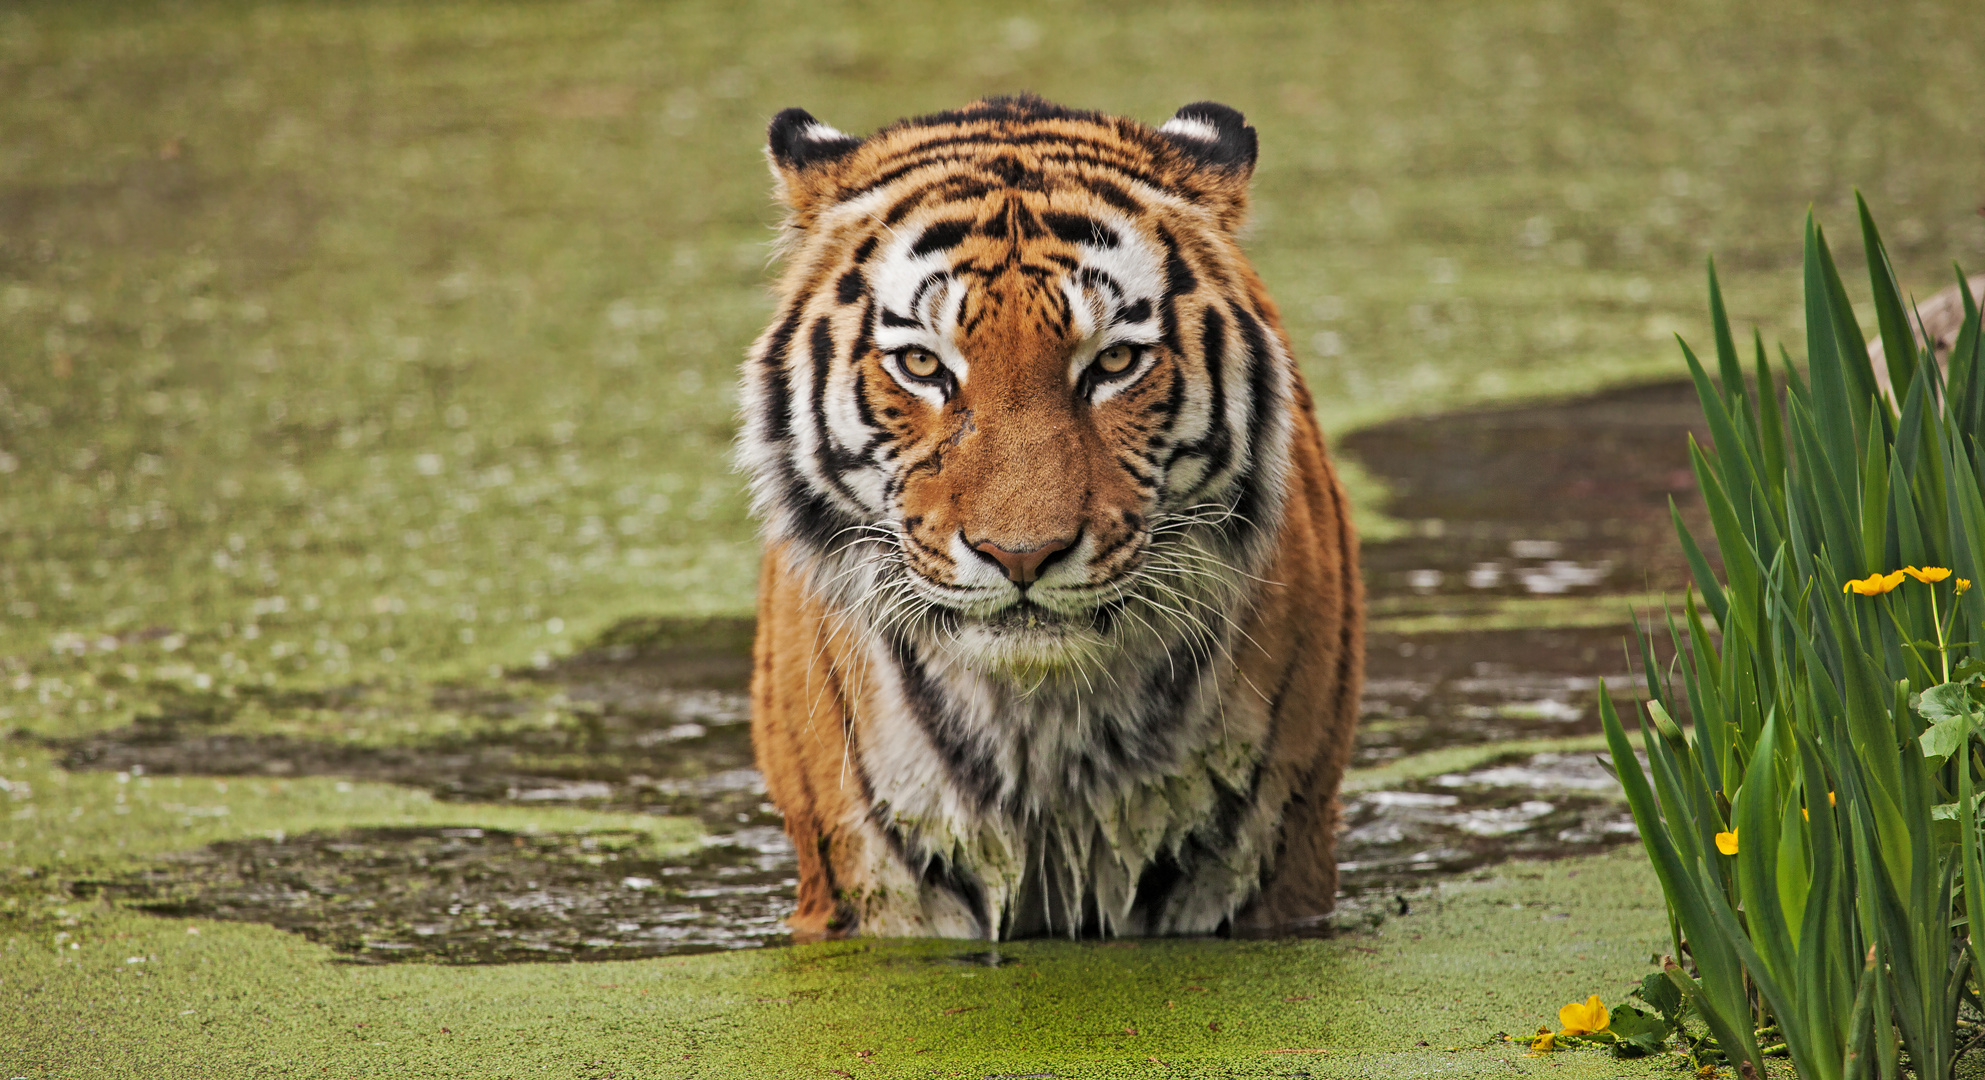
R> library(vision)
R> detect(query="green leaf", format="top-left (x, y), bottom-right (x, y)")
top-left (1633, 971), bottom-right (1684, 1026)
top-left (1683, 336), bottom-right (1783, 557)
top-left (1860, 398), bottom-right (1891, 573)
top-left (1697, 855), bottom-right (1828, 1079)
top-left (1943, 268), bottom-right (1983, 433)
top-left (1914, 682), bottom-right (1976, 761)
top-left (1816, 218), bottom-right (1885, 424)
top-left (1690, 435), bottom-right (1763, 640)
top-left (1606, 1004), bottom-right (1670, 1057)
top-left (1708, 258), bottom-right (1745, 401)
top-left (1914, 681), bottom-right (1979, 722)
top-left (1646, 699), bottom-right (1687, 746)
top-left (1860, 192), bottom-right (1920, 397)
top-left (1600, 690), bottom-right (1765, 1075)
top-left (1754, 331), bottom-right (1788, 497)
top-left (1842, 945), bottom-right (1880, 1080)
top-left (1734, 708), bottom-right (1798, 990)
top-left (1957, 751), bottom-right (1985, 1023)
top-left (1804, 215), bottom-right (1864, 484)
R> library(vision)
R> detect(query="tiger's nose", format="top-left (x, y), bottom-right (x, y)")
top-left (971, 536), bottom-right (1074, 585)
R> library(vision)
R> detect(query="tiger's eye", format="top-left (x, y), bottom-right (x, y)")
top-left (902, 350), bottom-right (941, 379)
top-left (1097, 344), bottom-right (1136, 374)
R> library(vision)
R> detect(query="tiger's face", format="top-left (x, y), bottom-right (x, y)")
top-left (862, 194), bottom-right (1175, 657)
top-left (739, 97), bottom-right (1292, 677)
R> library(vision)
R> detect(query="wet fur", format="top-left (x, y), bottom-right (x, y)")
top-left (738, 96), bottom-right (1362, 939)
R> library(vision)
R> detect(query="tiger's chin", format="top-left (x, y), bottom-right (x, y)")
top-left (940, 602), bottom-right (1112, 683)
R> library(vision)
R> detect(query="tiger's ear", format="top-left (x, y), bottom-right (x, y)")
top-left (767, 108), bottom-right (863, 216)
top-left (1158, 102), bottom-right (1257, 229)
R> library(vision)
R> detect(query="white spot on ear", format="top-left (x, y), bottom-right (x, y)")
top-left (1158, 116), bottom-right (1220, 143)
top-left (803, 122), bottom-right (851, 143)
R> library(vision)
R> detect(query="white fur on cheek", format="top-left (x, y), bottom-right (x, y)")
top-left (867, 232), bottom-right (971, 388)
top-left (1060, 225), bottom-right (1167, 397)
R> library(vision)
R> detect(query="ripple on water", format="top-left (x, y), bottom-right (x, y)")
top-left (1336, 752), bottom-right (1641, 893)
top-left (73, 827), bottom-right (796, 964)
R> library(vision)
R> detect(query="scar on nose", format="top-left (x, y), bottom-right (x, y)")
top-left (945, 408), bottom-right (976, 448)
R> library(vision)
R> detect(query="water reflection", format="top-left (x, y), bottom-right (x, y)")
top-left (1341, 378), bottom-right (1712, 600)
top-left (76, 826), bottom-right (795, 964)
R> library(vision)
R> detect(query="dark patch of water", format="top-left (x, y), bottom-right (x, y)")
top-left (48, 629), bottom-right (800, 963)
top-left (1337, 751), bottom-right (1638, 893)
top-left (71, 826), bottom-right (794, 963)
top-left (941, 949), bottom-right (1024, 967)
top-left (1357, 625), bottom-right (1659, 767)
top-left (50, 679), bottom-right (768, 831)
top-left (1340, 379), bottom-right (1714, 599)
top-left (524, 614), bottom-right (756, 691)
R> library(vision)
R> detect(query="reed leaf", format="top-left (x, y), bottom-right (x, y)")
top-left (1605, 205), bottom-right (1983, 1078)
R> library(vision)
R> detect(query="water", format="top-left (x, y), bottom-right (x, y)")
top-left (46, 380), bottom-right (1708, 961)
top-left (74, 826), bottom-right (795, 964)
top-left (1343, 378), bottom-right (1713, 601)
top-left (1337, 752), bottom-right (1640, 892)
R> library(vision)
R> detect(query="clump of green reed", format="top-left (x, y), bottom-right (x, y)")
top-left (1603, 198), bottom-right (1984, 1080)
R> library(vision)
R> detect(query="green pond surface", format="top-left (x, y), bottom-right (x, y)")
top-left (3, 0), bottom-right (1983, 1075)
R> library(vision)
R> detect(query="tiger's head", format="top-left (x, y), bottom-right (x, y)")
top-left (737, 96), bottom-right (1296, 680)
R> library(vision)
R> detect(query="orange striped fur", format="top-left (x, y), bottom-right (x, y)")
top-left (738, 97), bottom-right (1361, 939)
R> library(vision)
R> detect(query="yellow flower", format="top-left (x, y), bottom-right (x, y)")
top-left (1715, 830), bottom-right (1739, 855)
top-left (1558, 995), bottom-right (1610, 1036)
top-left (1844, 570), bottom-right (1908, 595)
top-left (1531, 1030), bottom-right (1557, 1051)
top-left (1961, 579), bottom-right (1973, 595)
top-left (1903, 566), bottom-right (1953, 584)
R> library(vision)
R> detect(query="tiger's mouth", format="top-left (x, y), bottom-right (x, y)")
top-left (976, 600), bottom-right (1081, 630)
top-left (931, 597), bottom-right (1112, 678)
top-left (877, 531), bottom-right (1158, 677)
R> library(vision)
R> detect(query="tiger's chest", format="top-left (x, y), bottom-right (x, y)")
top-left (848, 633), bottom-right (1282, 938)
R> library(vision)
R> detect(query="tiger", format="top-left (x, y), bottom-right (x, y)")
top-left (736, 95), bottom-right (1363, 940)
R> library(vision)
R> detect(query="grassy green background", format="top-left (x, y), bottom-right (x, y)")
top-left (2, 0), bottom-right (1982, 1074)
top-left (3, 0), bottom-right (1981, 713)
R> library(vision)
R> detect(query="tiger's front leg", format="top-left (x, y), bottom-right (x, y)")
top-left (751, 545), bottom-right (989, 939)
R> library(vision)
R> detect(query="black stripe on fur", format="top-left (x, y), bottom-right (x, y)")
top-left (889, 635), bottom-right (1003, 813)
